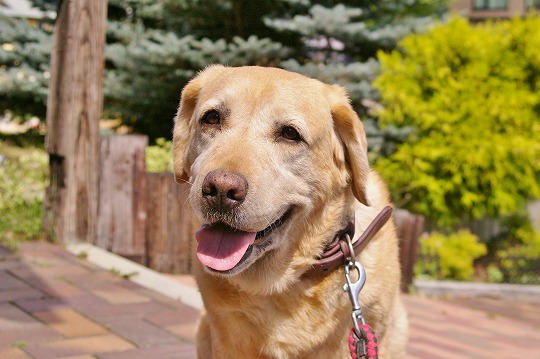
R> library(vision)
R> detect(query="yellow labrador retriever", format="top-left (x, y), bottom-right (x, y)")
top-left (173, 65), bottom-right (407, 358)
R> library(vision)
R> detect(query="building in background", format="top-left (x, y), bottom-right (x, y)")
top-left (450, 0), bottom-right (539, 21)
top-left (0, 0), bottom-right (55, 24)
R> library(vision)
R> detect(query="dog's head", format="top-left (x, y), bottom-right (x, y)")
top-left (173, 65), bottom-right (370, 291)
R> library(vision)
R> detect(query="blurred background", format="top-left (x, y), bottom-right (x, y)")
top-left (0, 0), bottom-right (539, 288)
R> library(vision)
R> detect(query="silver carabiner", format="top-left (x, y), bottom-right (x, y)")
top-left (343, 231), bottom-right (367, 337)
top-left (342, 232), bottom-right (368, 337)
top-left (342, 233), bottom-right (366, 311)
top-left (343, 260), bottom-right (366, 312)
top-left (344, 260), bottom-right (367, 337)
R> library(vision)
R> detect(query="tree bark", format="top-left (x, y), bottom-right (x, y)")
top-left (43, 0), bottom-right (107, 244)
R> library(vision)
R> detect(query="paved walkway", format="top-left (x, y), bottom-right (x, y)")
top-left (0, 242), bottom-right (197, 358)
top-left (1, 241), bottom-right (539, 359)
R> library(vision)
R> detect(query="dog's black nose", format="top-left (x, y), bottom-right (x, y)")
top-left (202, 169), bottom-right (248, 210)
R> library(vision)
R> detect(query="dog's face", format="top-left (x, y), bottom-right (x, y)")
top-left (173, 66), bottom-right (369, 286)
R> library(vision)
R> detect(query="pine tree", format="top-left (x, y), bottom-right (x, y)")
top-left (0, 13), bottom-right (53, 119)
top-left (1, 0), bottom-right (447, 142)
top-left (104, 0), bottom-right (291, 140)
top-left (265, 0), bottom-right (447, 158)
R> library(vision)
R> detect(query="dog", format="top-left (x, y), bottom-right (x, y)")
top-left (173, 65), bottom-right (407, 358)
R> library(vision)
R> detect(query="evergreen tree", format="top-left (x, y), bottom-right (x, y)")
top-left (0, 0), bottom-right (290, 139)
top-left (265, 0), bottom-right (447, 157)
top-left (104, 0), bottom-right (291, 140)
top-left (163, 0), bottom-right (298, 45)
top-left (0, 12), bottom-right (52, 119)
top-left (1, 0), bottom-right (447, 143)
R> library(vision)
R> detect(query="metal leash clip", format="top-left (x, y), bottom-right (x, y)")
top-left (342, 227), bottom-right (380, 359)
top-left (342, 234), bottom-right (367, 338)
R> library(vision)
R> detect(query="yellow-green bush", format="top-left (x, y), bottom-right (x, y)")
top-left (415, 230), bottom-right (487, 281)
top-left (375, 16), bottom-right (540, 227)
top-left (498, 227), bottom-right (540, 284)
top-left (145, 138), bottom-right (173, 173)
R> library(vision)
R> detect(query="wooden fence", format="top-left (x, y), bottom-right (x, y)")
top-left (96, 135), bottom-right (194, 273)
top-left (394, 209), bottom-right (425, 292)
top-left (95, 135), bottom-right (423, 291)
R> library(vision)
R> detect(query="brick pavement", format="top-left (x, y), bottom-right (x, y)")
top-left (1, 241), bottom-right (539, 359)
top-left (403, 295), bottom-right (540, 359)
top-left (0, 242), bottom-right (197, 359)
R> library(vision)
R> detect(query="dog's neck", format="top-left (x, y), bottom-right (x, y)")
top-left (302, 206), bottom-right (393, 279)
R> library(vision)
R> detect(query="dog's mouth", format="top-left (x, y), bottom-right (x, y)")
top-left (195, 209), bottom-right (292, 273)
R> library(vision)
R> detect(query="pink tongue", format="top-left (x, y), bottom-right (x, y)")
top-left (195, 224), bottom-right (256, 271)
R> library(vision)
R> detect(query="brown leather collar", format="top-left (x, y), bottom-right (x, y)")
top-left (302, 206), bottom-right (393, 279)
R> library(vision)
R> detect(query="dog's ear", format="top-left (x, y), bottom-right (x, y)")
top-left (173, 72), bottom-right (204, 183)
top-left (328, 85), bottom-right (371, 206)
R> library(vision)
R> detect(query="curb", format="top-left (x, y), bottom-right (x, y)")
top-left (65, 242), bottom-right (204, 310)
top-left (414, 279), bottom-right (540, 301)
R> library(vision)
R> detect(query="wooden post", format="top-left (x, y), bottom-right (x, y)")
top-left (146, 173), bottom-right (194, 274)
top-left (394, 209), bottom-right (425, 292)
top-left (43, 1), bottom-right (107, 243)
top-left (96, 135), bottom-right (147, 263)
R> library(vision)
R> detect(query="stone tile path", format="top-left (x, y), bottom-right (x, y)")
top-left (0, 242), bottom-right (197, 358)
top-left (403, 295), bottom-right (540, 358)
top-left (1, 241), bottom-right (539, 358)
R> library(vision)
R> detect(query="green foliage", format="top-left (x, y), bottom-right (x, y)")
top-left (2, 0), bottom-right (447, 142)
top-left (498, 227), bottom-right (540, 284)
top-left (104, 0), bottom-right (291, 141)
top-left (0, 140), bottom-right (48, 249)
top-left (0, 15), bottom-right (52, 118)
top-left (268, 1), bottom-right (447, 106)
top-left (267, 0), bottom-right (448, 159)
top-left (375, 17), bottom-right (540, 226)
top-left (267, 0), bottom-right (448, 62)
top-left (486, 264), bottom-right (504, 283)
top-left (164, 0), bottom-right (296, 44)
top-left (12, 341), bottom-right (27, 349)
top-left (145, 138), bottom-right (173, 173)
top-left (415, 230), bottom-right (487, 281)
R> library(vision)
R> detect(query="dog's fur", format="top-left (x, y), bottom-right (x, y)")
top-left (173, 65), bottom-right (407, 358)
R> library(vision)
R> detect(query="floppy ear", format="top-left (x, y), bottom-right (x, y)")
top-left (328, 84), bottom-right (371, 206)
top-left (174, 65), bottom-right (227, 182)
top-left (173, 74), bottom-right (203, 183)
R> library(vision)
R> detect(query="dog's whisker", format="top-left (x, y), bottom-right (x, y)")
top-left (174, 176), bottom-right (194, 185)
top-left (180, 196), bottom-right (191, 212)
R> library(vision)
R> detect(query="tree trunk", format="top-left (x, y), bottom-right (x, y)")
top-left (43, 0), bottom-right (108, 244)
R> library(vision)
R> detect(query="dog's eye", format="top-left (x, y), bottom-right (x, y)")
top-left (280, 126), bottom-right (302, 142)
top-left (201, 110), bottom-right (221, 125)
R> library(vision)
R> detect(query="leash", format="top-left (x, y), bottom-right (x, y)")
top-left (343, 207), bottom-right (392, 359)
top-left (343, 233), bottom-right (380, 359)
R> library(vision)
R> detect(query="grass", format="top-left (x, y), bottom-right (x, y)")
top-left (0, 132), bottom-right (48, 250)
top-left (108, 267), bottom-right (139, 280)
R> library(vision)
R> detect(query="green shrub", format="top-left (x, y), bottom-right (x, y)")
top-left (486, 264), bottom-right (504, 283)
top-left (415, 229), bottom-right (487, 281)
top-left (145, 138), bottom-right (173, 173)
top-left (0, 142), bottom-right (48, 249)
top-left (498, 227), bottom-right (540, 284)
top-left (374, 16), bottom-right (540, 227)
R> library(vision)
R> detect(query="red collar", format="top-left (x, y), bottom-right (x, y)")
top-left (302, 206), bottom-right (393, 279)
